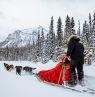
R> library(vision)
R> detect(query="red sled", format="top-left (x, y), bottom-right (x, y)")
top-left (37, 56), bottom-right (72, 85)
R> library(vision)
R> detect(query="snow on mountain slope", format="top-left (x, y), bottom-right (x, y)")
top-left (0, 26), bottom-right (48, 48)
top-left (0, 61), bottom-right (95, 97)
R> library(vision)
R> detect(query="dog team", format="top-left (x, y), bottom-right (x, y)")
top-left (4, 63), bottom-right (36, 75)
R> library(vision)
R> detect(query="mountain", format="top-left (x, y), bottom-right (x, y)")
top-left (0, 26), bottom-right (48, 48)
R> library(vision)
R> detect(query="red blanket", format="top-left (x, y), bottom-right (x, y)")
top-left (37, 56), bottom-right (71, 85)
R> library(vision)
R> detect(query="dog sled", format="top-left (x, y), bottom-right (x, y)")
top-left (36, 56), bottom-right (71, 85)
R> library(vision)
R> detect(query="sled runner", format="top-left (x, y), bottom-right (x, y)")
top-left (36, 74), bottom-right (95, 95)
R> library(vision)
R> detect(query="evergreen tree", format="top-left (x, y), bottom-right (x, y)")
top-left (56, 17), bottom-right (63, 47)
top-left (40, 28), bottom-right (45, 61)
top-left (31, 39), bottom-right (37, 62)
top-left (71, 17), bottom-right (75, 29)
top-left (36, 30), bottom-right (41, 61)
top-left (46, 33), bottom-right (50, 57)
top-left (89, 13), bottom-right (92, 27)
top-left (93, 13), bottom-right (95, 26)
top-left (81, 21), bottom-right (90, 47)
top-left (40, 28), bottom-right (45, 49)
top-left (40, 33), bottom-right (50, 63)
top-left (88, 13), bottom-right (93, 47)
top-left (27, 36), bottom-right (32, 61)
top-left (48, 16), bottom-right (55, 59)
top-left (5, 46), bottom-right (9, 60)
top-left (77, 20), bottom-right (81, 36)
top-left (64, 15), bottom-right (71, 45)
top-left (91, 13), bottom-right (95, 47)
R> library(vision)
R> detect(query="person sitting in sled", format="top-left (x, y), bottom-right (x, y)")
top-left (66, 30), bottom-right (84, 86)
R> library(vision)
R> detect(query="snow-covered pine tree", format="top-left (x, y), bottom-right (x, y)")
top-left (48, 16), bottom-right (55, 59)
top-left (88, 13), bottom-right (93, 47)
top-left (35, 30), bottom-right (41, 62)
top-left (90, 13), bottom-right (95, 61)
top-left (92, 13), bottom-right (95, 47)
top-left (87, 13), bottom-right (95, 48)
top-left (27, 36), bottom-right (32, 61)
top-left (64, 15), bottom-right (71, 45)
top-left (31, 39), bottom-right (37, 62)
top-left (77, 20), bottom-right (81, 36)
top-left (52, 46), bottom-right (67, 62)
top-left (81, 20), bottom-right (90, 47)
top-left (40, 28), bottom-right (45, 56)
top-left (41, 33), bottom-right (50, 63)
top-left (89, 13), bottom-right (92, 27)
top-left (71, 17), bottom-right (75, 29)
top-left (4, 46), bottom-right (9, 60)
top-left (81, 18), bottom-right (94, 63)
top-left (40, 28), bottom-right (47, 63)
top-left (52, 17), bottom-right (65, 62)
top-left (56, 17), bottom-right (63, 47)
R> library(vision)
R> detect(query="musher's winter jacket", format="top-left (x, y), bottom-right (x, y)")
top-left (67, 35), bottom-right (84, 61)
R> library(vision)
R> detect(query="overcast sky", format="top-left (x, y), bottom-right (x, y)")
top-left (0, 0), bottom-right (95, 41)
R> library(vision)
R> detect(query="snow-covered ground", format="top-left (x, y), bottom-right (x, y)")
top-left (0, 61), bottom-right (95, 97)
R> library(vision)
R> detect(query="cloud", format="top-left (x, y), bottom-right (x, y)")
top-left (0, 11), bottom-right (7, 19)
top-left (0, 0), bottom-right (95, 40)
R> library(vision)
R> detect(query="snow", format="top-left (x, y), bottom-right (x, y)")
top-left (84, 62), bottom-right (95, 77)
top-left (0, 61), bottom-right (95, 97)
